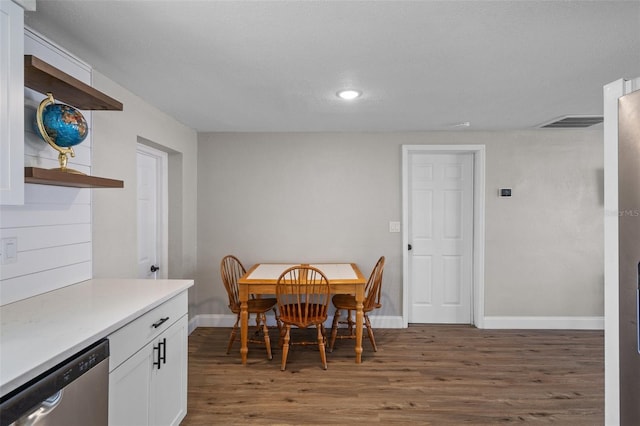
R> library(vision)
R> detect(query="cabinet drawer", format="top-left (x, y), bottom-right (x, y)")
top-left (108, 291), bottom-right (187, 371)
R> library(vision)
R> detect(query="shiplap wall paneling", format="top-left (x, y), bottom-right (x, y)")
top-left (0, 263), bottom-right (93, 306)
top-left (0, 29), bottom-right (93, 306)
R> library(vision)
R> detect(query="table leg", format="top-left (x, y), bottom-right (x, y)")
top-left (355, 286), bottom-right (364, 364)
top-left (240, 288), bottom-right (249, 365)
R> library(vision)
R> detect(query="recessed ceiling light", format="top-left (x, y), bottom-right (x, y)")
top-left (337, 89), bottom-right (362, 100)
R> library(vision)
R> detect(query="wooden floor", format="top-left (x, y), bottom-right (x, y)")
top-left (181, 325), bottom-right (603, 425)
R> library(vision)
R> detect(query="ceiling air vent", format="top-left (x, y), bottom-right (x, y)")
top-left (538, 115), bottom-right (603, 128)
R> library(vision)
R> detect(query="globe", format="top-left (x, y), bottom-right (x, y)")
top-left (34, 103), bottom-right (88, 147)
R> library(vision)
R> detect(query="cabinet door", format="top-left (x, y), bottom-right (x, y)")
top-left (108, 342), bottom-right (152, 426)
top-left (149, 315), bottom-right (188, 426)
top-left (0, 0), bottom-right (25, 205)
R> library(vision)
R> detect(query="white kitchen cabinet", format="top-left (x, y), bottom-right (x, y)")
top-left (108, 341), bottom-right (151, 426)
top-left (150, 316), bottom-right (187, 426)
top-left (0, 0), bottom-right (25, 205)
top-left (108, 292), bottom-right (188, 426)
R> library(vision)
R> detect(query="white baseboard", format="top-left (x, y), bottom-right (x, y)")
top-left (188, 314), bottom-right (603, 334)
top-left (367, 315), bottom-right (404, 329)
top-left (190, 314), bottom-right (236, 331)
top-left (482, 316), bottom-right (604, 330)
top-left (189, 314), bottom-right (405, 332)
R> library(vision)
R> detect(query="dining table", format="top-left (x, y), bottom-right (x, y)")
top-left (237, 263), bottom-right (367, 364)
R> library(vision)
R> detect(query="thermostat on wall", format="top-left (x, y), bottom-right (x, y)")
top-left (499, 188), bottom-right (512, 197)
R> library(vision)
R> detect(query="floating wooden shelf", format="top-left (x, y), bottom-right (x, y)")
top-left (23, 56), bottom-right (124, 188)
top-left (25, 167), bottom-right (124, 188)
top-left (24, 55), bottom-right (123, 111)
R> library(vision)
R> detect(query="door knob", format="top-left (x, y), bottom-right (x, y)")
top-left (150, 265), bottom-right (160, 273)
top-left (408, 244), bottom-right (412, 251)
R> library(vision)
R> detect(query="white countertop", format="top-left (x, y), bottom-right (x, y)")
top-left (0, 278), bottom-right (193, 396)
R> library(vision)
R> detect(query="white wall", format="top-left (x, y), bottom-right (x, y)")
top-left (0, 29), bottom-right (199, 315)
top-left (195, 130), bottom-right (604, 324)
top-left (484, 132), bottom-right (604, 318)
top-left (89, 71), bottom-right (198, 315)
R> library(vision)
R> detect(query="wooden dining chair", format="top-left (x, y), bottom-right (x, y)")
top-left (329, 256), bottom-right (385, 352)
top-left (220, 255), bottom-right (279, 360)
top-left (276, 266), bottom-right (331, 371)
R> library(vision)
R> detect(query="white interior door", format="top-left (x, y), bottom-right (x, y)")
top-left (137, 144), bottom-right (168, 279)
top-left (407, 152), bottom-right (474, 323)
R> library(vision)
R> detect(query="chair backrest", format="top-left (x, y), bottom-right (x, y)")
top-left (220, 255), bottom-right (246, 312)
top-left (276, 266), bottom-right (331, 328)
top-left (364, 256), bottom-right (385, 312)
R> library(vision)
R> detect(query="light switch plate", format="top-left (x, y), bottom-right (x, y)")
top-left (389, 221), bottom-right (401, 233)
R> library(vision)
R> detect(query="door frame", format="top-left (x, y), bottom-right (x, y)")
top-left (136, 142), bottom-right (169, 279)
top-left (402, 145), bottom-right (486, 328)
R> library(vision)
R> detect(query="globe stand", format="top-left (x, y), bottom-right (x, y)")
top-left (35, 93), bottom-right (85, 175)
top-left (53, 152), bottom-right (84, 175)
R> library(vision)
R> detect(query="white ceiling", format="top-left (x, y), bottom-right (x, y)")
top-left (24, 0), bottom-right (640, 132)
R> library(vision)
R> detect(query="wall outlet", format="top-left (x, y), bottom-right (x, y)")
top-left (0, 237), bottom-right (18, 265)
top-left (389, 221), bottom-right (401, 233)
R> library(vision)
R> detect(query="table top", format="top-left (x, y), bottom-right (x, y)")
top-left (240, 263), bottom-right (365, 284)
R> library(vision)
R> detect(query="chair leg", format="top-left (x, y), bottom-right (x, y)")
top-left (281, 326), bottom-right (291, 371)
top-left (329, 309), bottom-right (341, 352)
top-left (278, 321), bottom-right (287, 348)
top-left (347, 310), bottom-right (355, 336)
top-left (252, 313), bottom-right (264, 338)
top-left (260, 313), bottom-right (273, 360)
top-left (364, 313), bottom-right (377, 352)
top-left (226, 316), bottom-right (240, 354)
top-left (318, 325), bottom-right (327, 370)
top-left (273, 307), bottom-right (282, 332)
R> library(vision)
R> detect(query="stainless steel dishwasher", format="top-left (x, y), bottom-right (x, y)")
top-left (0, 339), bottom-right (109, 426)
